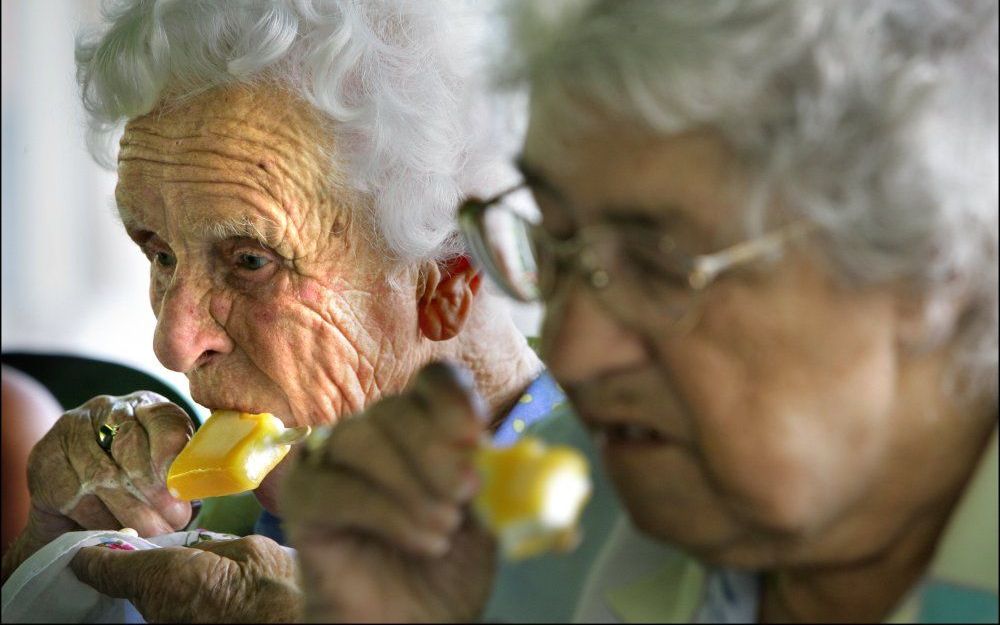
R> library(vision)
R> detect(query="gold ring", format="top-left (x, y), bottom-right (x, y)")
top-left (97, 423), bottom-right (119, 452)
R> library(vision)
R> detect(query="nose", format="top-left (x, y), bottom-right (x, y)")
top-left (153, 273), bottom-right (233, 373)
top-left (540, 280), bottom-right (647, 387)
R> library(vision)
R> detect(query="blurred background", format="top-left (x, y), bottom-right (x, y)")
top-left (0, 1), bottom-right (201, 402)
top-left (1, 0), bottom-right (541, 422)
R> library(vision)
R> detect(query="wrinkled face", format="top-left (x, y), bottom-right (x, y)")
top-left (524, 118), bottom-right (913, 568)
top-left (117, 85), bottom-right (424, 427)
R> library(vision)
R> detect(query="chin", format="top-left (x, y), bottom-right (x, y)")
top-left (624, 501), bottom-right (766, 567)
top-left (620, 486), bottom-right (825, 570)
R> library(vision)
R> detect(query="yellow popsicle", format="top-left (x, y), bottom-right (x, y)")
top-left (167, 410), bottom-right (309, 501)
top-left (473, 437), bottom-right (591, 561)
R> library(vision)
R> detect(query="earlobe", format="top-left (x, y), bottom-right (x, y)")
top-left (417, 256), bottom-right (481, 341)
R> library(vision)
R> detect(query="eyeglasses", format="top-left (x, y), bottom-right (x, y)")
top-left (459, 183), bottom-right (812, 332)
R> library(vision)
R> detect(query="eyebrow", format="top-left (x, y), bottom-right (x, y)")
top-left (203, 215), bottom-right (281, 247)
top-left (514, 156), bottom-right (693, 233)
top-left (514, 156), bottom-right (561, 199)
top-left (117, 205), bottom-right (283, 249)
top-left (117, 206), bottom-right (152, 243)
top-left (601, 205), bottom-right (689, 230)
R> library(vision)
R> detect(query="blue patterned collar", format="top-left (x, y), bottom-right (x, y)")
top-left (255, 370), bottom-right (564, 545)
top-left (491, 369), bottom-right (565, 447)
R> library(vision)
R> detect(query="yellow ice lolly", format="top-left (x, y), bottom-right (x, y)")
top-left (473, 437), bottom-right (591, 561)
top-left (167, 410), bottom-right (310, 501)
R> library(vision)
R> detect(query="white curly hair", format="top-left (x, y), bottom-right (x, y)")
top-left (76, 0), bottom-right (520, 269)
top-left (506, 0), bottom-right (999, 400)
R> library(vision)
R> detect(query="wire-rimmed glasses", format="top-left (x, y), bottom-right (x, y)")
top-left (459, 183), bottom-right (811, 332)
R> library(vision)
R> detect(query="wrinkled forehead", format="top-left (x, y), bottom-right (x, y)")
top-left (115, 84), bottom-right (346, 237)
top-left (123, 84), bottom-right (333, 163)
top-left (521, 107), bottom-right (745, 237)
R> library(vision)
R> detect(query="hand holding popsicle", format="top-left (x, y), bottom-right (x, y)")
top-left (4, 392), bottom-right (194, 584)
top-left (278, 362), bottom-right (589, 622)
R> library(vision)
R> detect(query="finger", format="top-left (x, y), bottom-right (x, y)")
top-left (369, 397), bottom-right (479, 504)
top-left (82, 391), bottom-right (166, 435)
top-left (110, 419), bottom-right (191, 530)
top-left (92, 485), bottom-right (177, 537)
top-left (81, 395), bottom-right (125, 436)
top-left (71, 545), bottom-right (153, 599)
top-left (27, 417), bottom-right (89, 511)
top-left (321, 406), bottom-right (460, 533)
top-left (133, 401), bottom-right (194, 481)
top-left (191, 535), bottom-right (296, 576)
top-left (410, 362), bottom-right (487, 446)
top-left (282, 466), bottom-right (452, 557)
top-left (64, 493), bottom-right (121, 531)
top-left (65, 414), bottom-right (175, 536)
top-left (63, 414), bottom-right (129, 511)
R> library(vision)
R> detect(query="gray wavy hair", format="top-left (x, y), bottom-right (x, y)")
top-left (507, 0), bottom-right (999, 400)
top-left (76, 0), bottom-right (517, 268)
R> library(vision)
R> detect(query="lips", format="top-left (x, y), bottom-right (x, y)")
top-left (591, 421), bottom-right (677, 448)
top-left (602, 423), bottom-right (667, 443)
top-left (189, 387), bottom-right (260, 415)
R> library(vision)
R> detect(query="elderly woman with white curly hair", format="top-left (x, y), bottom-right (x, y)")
top-left (0, 0), bottom-right (553, 622)
top-left (280, 0), bottom-right (999, 622)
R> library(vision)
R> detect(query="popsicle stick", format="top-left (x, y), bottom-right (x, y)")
top-left (273, 425), bottom-right (312, 445)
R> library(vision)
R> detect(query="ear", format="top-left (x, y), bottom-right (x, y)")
top-left (417, 256), bottom-right (483, 342)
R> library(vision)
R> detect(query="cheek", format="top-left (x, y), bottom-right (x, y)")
top-left (252, 305), bottom-right (277, 326)
top-left (223, 291), bottom-right (290, 356)
top-left (654, 282), bottom-right (897, 536)
top-left (298, 279), bottom-right (324, 310)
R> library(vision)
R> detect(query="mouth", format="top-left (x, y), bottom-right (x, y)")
top-left (592, 422), bottom-right (675, 446)
top-left (191, 394), bottom-right (264, 416)
top-left (599, 423), bottom-right (669, 443)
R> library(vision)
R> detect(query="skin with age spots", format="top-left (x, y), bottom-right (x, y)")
top-left (119, 85), bottom-right (427, 427)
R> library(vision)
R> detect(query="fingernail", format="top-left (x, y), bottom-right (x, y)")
top-left (424, 503), bottom-right (461, 533)
top-left (457, 468), bottom-right (480, 501)
top-left (423, 533), bottom-right (450, 557)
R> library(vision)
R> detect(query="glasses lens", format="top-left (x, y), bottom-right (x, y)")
top-left (461, 187), bottom-right (543, 302)
top-left (582, 228), bottom-right (700, 330)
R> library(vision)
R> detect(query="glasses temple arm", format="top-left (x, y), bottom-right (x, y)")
top-left (688, 222), bottom-right (812, 290)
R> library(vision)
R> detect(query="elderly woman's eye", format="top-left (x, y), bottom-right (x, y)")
top-left (624, 243), bottom-right (689, 288)
top-left (153, 251), bottom-right (176, 267)
top-left (236, 252), bottom-right (271, 271)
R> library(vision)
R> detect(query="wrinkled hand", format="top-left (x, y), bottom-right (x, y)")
top-left (71, 535), bottom-right (301, 623)
top-left (281, 362), bottom-right (498, 623)
top-left (27, 392), bottom-right (194, 545)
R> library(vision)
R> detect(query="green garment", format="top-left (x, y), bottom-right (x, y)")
top-left (188, 493), bottom-right (264, 537)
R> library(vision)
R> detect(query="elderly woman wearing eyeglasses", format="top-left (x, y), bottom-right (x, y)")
top-left (281, 1), bottom-right (998, 622)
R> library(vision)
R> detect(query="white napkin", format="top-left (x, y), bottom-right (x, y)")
top-left (1, 529), bottom-right (249, 623)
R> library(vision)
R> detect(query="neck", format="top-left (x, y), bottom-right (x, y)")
top-left (760, 507), bottom-right (948, 622)
top-left (760, 369), bottom-right (998, 622)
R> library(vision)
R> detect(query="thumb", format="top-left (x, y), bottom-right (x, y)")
top-left (71, 545), bottom-right (145, 599)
